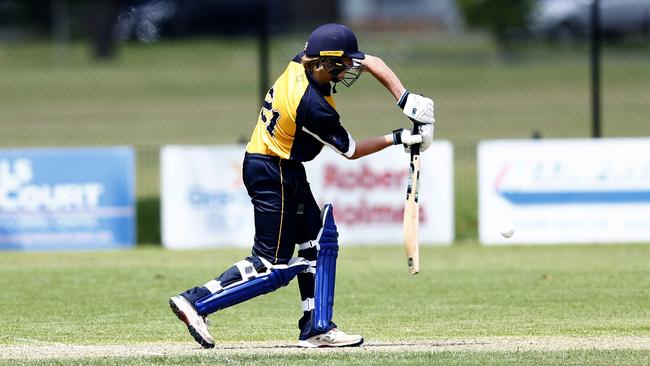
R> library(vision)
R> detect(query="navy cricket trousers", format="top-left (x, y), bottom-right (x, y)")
top-left (242, 152), bottom-right (322, 264)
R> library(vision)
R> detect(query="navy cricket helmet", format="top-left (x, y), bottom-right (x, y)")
top-left (303, 23), bottom-right (365, 88)
top-left (304, 23), bottom-right (365, 59)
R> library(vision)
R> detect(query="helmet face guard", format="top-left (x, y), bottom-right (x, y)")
top-left (321, 57), bottom-right (364, 87)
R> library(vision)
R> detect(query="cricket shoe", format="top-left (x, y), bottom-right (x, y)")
top-left (169, 295), bottom-right (215, 349)
top-left (298, 328), bottom-right (364, 348)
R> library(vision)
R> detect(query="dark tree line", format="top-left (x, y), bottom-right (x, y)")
top-left (1, 0), bottom-right (122, 60)
top-left (458, 0), bottom-right (536, 48)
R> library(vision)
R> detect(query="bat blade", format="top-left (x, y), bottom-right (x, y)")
top-left (403, 149), bottom-right (421, 275)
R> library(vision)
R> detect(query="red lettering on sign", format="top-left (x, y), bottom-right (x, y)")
top-left (323, 163), bottom-right (407, 190)
top-left (326, 199), bottom-right (427, 226)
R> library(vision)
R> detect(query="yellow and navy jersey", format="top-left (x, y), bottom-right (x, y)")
top-left (246, 53), bottom-right (356, 162)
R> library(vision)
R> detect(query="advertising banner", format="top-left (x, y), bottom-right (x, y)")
top-left (161, 143), bottom-right (454, 249)
top-left (0, 147), bottom-right (136, 250)
top-left (161, 146), bottom-right (252, 249)
top-left (305, 143), bottom-right (454, 245)
top-left (478, 138), bottom-right (650, 244)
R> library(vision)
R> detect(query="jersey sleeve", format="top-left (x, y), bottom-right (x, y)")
top-left (299, 92), bottom-right (356, 158)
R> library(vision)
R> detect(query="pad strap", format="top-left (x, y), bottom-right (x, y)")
top-left (203, 280), bottom-right (223, 294)
top-left (234, 259), bottom-right (258, 280)
top-left (302, 298), bottom-right (315, 312)
top-left (297, 240), bottom-right (319, 251)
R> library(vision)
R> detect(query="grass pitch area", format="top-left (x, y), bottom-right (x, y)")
top-left (0, 244), bottom-right (648, 365)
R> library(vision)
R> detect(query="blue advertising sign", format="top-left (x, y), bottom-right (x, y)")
top-left (0, 147), bottom-right (136, 250)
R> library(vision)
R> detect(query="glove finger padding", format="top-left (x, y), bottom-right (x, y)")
top-left (392, 128), bottom-right (422, 148)
top-left (401, 129), bottom-right (423, 146)
top-left (418, 123), bottom-right (434, 152)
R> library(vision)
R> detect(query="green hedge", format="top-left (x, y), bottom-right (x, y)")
top-left (136, 197), bottom-right (161, 245)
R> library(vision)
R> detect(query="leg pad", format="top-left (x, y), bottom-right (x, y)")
top-left (195, 257), bottom-right (309, 315)
top-left (313, 204), bottom-right (339, 332)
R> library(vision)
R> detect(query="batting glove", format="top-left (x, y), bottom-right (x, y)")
top-left (391, 128), bottom-right (423, 147)
top-left (400, 124), bottom-right (435, 154)
top-left (418, 123), bottom-right (434, 152)
top-left (397, 90), bottom-right (435, 125)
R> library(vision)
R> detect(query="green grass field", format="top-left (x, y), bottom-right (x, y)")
top-left (3, 34), bottom-right (650, 149)
top-left (1, 244), bottom-right (648, 364)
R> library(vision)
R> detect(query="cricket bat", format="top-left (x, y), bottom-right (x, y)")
top-left (403, 119), bottom-right (421, 275)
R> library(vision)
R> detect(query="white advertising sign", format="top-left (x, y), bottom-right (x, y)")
top-left (305, 142), bottom-right (454, 245)
top-left (161, 146), bottom-right (253, 249)
top-left (478, 138), bottom-right (650, 245)
top-left (162, 143), bottom-right (454, 249)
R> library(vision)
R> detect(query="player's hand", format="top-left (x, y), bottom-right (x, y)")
top-left (391, 128), bottom-right (422, 147)
top-left (398, 91), bottom-right (435, 125)
top-left (400, 124), bottom-right (434, 154)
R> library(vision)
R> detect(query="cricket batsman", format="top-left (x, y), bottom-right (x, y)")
top-left (170, 23), bottom-right (435, 348)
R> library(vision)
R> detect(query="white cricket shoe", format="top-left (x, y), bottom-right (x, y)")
top-left (298, 328), bottom-right (364, 348)
top-left (169, 295), bottom-right (215, 349)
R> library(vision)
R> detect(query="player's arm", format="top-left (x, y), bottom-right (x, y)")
top-left (347, 135), bottom-right (391, 160)
top-left (359, 54), bottom-right (406, 100)
top-left (347, 130), bottom-right (422, 160)
top-left (301, 90), bottom-right (427, 160)
top-left (360, 54), bottom-right (435, 126)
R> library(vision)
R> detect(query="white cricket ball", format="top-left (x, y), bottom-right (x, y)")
top-left (499, 222), bottom-right (515, 238)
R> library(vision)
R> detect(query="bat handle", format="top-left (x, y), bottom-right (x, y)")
top-left (409, 118), bottom-right (422, 156)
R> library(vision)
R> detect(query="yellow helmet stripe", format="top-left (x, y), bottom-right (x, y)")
top-left (319, 50), bottom-right (344, 57)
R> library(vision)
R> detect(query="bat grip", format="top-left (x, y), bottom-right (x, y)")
top-left (409, 118), bottom-right (422, 156)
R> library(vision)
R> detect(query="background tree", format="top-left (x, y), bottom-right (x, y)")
top-left (458, 0), bottom-right (535, 49)
top-left (87, 0), bottom-right (121, 61)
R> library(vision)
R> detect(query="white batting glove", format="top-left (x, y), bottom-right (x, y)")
top-left (418, 123), bottom-right (434, 152)
top-left (400, 124), bottom-right (435, 154)
top-left (391, 128), bottom-right (422, 147)
top-left (397, 90), bottom-right (435, 125)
